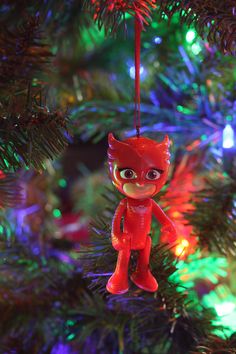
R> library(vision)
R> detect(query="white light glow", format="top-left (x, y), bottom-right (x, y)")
top-left (215, 302), bottom-right (236, 317)
top-left (129, 65), bottom-right (144, 79)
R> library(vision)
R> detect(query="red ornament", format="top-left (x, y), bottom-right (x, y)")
top-left (106, 133), bottom-right (177, 294)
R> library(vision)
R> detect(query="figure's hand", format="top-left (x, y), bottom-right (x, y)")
top-left (111, 232), bottom-right (130, 251)
top-left (161, 223), bottom-right (177, 244)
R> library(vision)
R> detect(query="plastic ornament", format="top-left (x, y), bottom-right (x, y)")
top-left (106, 133), bottom-right (177, 294)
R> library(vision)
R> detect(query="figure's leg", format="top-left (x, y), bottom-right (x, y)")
top-left (106, 248), bottom-right (131, 294)
top-left (131, 236), bottom-right (158, 292)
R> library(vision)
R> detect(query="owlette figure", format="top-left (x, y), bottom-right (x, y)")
top-left (107, 133), bottom-right (177, 294)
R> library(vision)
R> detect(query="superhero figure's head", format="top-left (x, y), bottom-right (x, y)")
top-left (108, 133), bottom-right (170, 199)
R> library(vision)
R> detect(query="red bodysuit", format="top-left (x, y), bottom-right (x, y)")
top-left (107, 133), bottom-right (177, 294)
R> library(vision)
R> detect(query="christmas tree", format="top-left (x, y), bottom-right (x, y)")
top-left (0, 1), bottom-right (236, 353)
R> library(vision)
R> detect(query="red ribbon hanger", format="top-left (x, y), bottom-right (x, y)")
top-left (134, 16), bottom-right (143, 137)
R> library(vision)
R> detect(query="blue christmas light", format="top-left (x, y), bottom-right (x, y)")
top-left (129, 65), bottom-right (144, 79)
top-left (223, 124), bottom-right (235, 148)
top-left (51, 343), bottom-right (73, 354)
top-left (153, 36), bottom-right (162, 44)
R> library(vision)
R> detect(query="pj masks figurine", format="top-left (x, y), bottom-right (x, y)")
top-left (107, 133), bottom-right (177, 294)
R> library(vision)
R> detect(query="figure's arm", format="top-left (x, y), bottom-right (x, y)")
top-left (152, 200), bottom-right (177, 243)
top-left (111, 199), bottom-right (129, 251)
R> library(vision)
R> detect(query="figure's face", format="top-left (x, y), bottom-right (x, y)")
top-left (108, 134), bottom-right (170, 200)
top-left (113, 165), bottom-right (165, 199)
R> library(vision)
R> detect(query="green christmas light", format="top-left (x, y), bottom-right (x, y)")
top-left (59, 178), bottom-right (67, 188)
top-left (67, 333), bottom-right (76, 341)
top-left (0, 225), bottom-right (4, 234)
top-left (53, 209), bottom-right (62, 218)
top-left (151, 21), bottom-right (158, 29)
top-left (143, 42), bottom-right (151, 49)
top-left (191, 43), bottom-right (201, 55)
top-left (171, 251), bottom-right (228, 290)
top-left (176, 105), bottom-right (194, 115)
top-left (51, 45), bottom-right (58, 55)
top-left (124, 13), bottom-right (132, 20)
top-left (215, 302), bottom-right (235, 317)
top-left (32, 78), bottom-right (38, 87)
top-left (202, 285), bottom-right (236, 337)
top-left (66, 320), bottom-right (76, 326)
top-left (186, 29), bottom-right (196, 43)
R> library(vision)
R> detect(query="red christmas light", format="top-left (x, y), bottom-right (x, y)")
top-left (160, 150), bottom-right (205, 259)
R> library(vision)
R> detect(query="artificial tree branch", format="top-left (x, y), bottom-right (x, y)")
top-left (0, 16), bottom-right (69, 171)
top-left (157, 0), bottom-right (236, 53)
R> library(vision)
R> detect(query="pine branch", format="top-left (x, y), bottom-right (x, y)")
top-left (0, 17), bottom-right (69, 171)
top-left (157, 1), bottom-right (236, 53)
top-left (186, 174), bottom-right (236, 257)
top-left (0, 16), bottom-right (52, 94)
top-left (0, 171), bottom-right (22, 207)
top-left (0, 1), bottom-right (90, 44)
top-left (0, 231), bottom-right (89, 353)
top-left (79, 186), bottom-right (217, 353)
top-left (191, 333), bottom-right (236, 354)
top-left (69, 42), bottom-right (235, 143)
top-left (0, 186), bottom-right (220, 354)
top-left (69, 291), bottom-right (215, 354)
top-left (71, 101), bottom-right (186, 142)
top-left (0, 102), bottom-right (69, 171)
top-left (83, 0), bottom-right (156, 34)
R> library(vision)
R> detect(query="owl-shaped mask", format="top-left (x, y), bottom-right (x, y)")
top-left (108, 133), bottom-right (170, 199)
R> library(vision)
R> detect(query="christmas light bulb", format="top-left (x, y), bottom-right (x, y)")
top-left (175, 239), bottom-right (189, 257)
top-left (191, 43), bottom-right (201, 55)
top-left (215, 302), bottom-right (236, 317)
top-left (223, 124), bottom-right (235, 148)
top-left (186, 29), bottom-right (196, 43)
top-left (129, 65), bottom-right (144, 79)
top-left (153, 36), bottom-right (162, 44)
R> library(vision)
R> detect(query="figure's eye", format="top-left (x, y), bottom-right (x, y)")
top-left (146, 169), bottom-right (163, 180)
top-left (119, 169), bottom-right (137, 179)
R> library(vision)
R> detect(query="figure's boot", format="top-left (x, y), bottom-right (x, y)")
top-left (131, 236), bottom-right (158, 292)
top-left (106, 248), bottom-right (131, 294)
